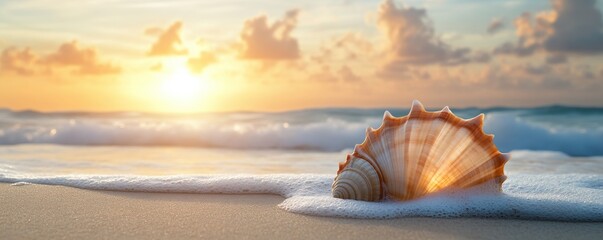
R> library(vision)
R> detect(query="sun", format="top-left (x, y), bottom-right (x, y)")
top-left (154, 66), bottom-right (215, 112)
top-left (160, 68), bottom-right (205, 102)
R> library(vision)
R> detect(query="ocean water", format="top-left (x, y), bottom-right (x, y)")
top-left (1, 106), bottom-right (602, 221)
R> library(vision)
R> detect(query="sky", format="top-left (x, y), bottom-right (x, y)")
top-left (1, 0), bottom-right (603, 113)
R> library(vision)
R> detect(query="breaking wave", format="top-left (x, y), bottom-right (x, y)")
top-left (0, 106), bottom-right (602, 156)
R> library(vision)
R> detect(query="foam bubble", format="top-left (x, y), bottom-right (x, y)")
top-left (1, 173), bottom-right (601, 221)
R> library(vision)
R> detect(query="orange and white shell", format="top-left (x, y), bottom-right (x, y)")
top-left (332, 100), bottom-right (509, 201)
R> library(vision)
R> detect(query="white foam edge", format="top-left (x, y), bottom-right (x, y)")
top-left (0, 173), bottom-right (601, 221)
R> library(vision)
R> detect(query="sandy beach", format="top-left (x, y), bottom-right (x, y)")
top-left (1, 183), bottom-right (601, 239)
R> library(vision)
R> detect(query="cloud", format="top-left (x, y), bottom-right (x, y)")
top-left (311, 33), bottom-right (373, 65)
top-left (376, 0), bottom-right (471, 66)
top-left (309, 65), bottom-right (362, 82)
top-left (546, 53), bottom-right (567, 64)
top-left (331, 32), bottom-right (373, 60)
top-left (495, 0), bottom-right (603, 56)
top-left (523, 63), bottom-right (551, 75)
top-left (1, 47), bottom-right (37, 76)
top-left (487, 18), bottom-right (505, 34)
top-left (307, 32), bottom-right (373, 82)
top-left (476, 63), bottom-right (603, 90)
top-left (43, 41), bottom-right (121, 75)
top-left (338, 65), bottom-right (361, 82)
top-left (493, 12), bottom-right (547, 57)
top-left (239, 9), bottom-right (300, 60)
top-left (147, 21), bottom-right (188, 56)
top-left (544, 0), bottom-right (603, 53)
top-left (1, 41), bottom-right (120, 76)
top-left (472, 51), bottom-right (491, 63)
top-left (187, 52), bottom-right (216, 73)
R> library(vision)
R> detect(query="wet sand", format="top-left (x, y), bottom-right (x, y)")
top-left (1, 183), bottom-right (601, 239)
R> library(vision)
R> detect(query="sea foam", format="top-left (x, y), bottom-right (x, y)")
top-left (1, 173), bottom-right (601, 221)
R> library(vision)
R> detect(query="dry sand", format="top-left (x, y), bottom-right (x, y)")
top-left (1, 183), bottom-right (601, 240)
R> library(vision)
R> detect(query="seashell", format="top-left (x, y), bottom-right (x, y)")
top-left (332, 100), bottom-right (509, 201)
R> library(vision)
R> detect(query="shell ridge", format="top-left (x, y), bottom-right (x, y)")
top-left (377, 113), bottom-right (410, 199)
top-left (360, 112), bottom-right (407, 200)
top-left (383, 117), bottom-right (408, 200)
top-left (428, 123), bottom-right (503, 193)
top-left (424, 121), bottom-right (474, 194)
top-left (377, 126), bottom-right (393, 186)
top-left (350, 150), bottom-right (386, 200)
top-left (411, 110), bottom-right (476, 197)
top-left (437, 125), bottom-right (488, 185)
top-left (420, 121), bottom-right (456, 195)
top-left (410, 100), bottom-right (426, 113)
top-left (411, 115), bottom-right (439, 199)
top-left (450, 163), bottom-right (506, 190)
top-left (341, 169), bottom-right (369, 200)
top-left (404, 101), bottom-right (431, 199)
top-left (421, 111), bottom-right (463, 194)
top-left (442, 153), bottom-right (506, 191)
top-left (336, 181), bottom-right (357, 199)
top-left (422, 114), bottom-right (474, 195)
top-left (383, 111), bottom-right (394, 121)
top-left (400, 117), bottom-right (416, 200)
top-left (420, 113), bottom-right (454, 195)
top-left (333, 156), bottom-right (383, 201)
top-left (400, 102), bottom-right (432, 200)
top-left (359, 137), bottom-right (383, 188)
top-left (415, 117), bottom-right (449, 197)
